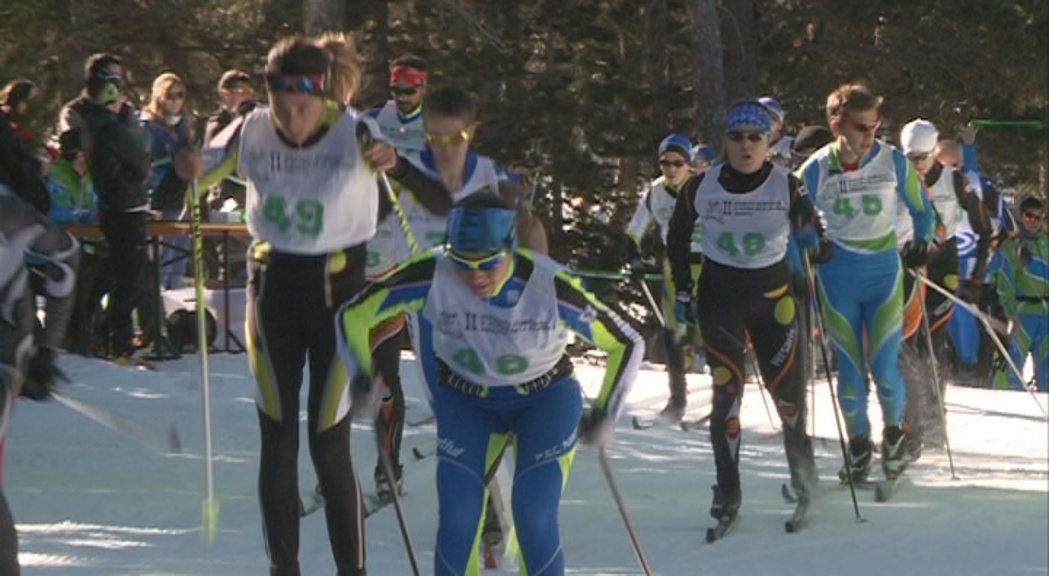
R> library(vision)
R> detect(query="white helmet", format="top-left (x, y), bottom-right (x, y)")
top-left (900, 119), bottom-right (939, 156)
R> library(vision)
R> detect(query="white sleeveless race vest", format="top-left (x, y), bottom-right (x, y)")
top-left (371, 101), bottom-right (426, 153)
top-left (626, 177), bottom-right (703, 253)
top-left (696, 164), bottom-right (791, 269)
top-left (424, 253), bottom-right (570, 387)
top-left (237, 108), bottom-right (378, 255)
top-left (925, 164), bottom-right (963, 239)
top-left (366, 102), bottom-right (426, 276)
top-left (812, 143), bottom-right (899, 245)
top-left (402, 153), bottom-right (505, 252)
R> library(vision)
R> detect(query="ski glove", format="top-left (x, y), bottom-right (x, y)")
top-left (809, 237), bottom-right (834, 265)
top-left (901, 240), bottom-right (931, 269)
top-left (578, 408), bottom-right (613, 447)
top-left (675, 292), bottom-right (697, 325)
top-left (22, 347), bottom-right (67, 401)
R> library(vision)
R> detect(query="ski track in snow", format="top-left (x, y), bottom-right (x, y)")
top-left (6, 352), bottom-right (1047, 575)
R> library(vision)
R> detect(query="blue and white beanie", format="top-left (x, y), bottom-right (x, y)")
top-left (725, 100), bottom-right (774, 133)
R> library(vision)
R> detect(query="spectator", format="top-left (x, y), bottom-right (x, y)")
top-left (81, 57), bottom-right (157, 363)
top-left (0, 79), bottom-right (50, 213)
top-left (58, 53), bottom-right (130, 134)
top-left (142, 72), bottom-right (193, 289)
top-left (46, 128), bottom-right (97, 224)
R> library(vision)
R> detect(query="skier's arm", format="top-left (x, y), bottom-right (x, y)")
top-left (552, 267), bottom-right (644, 422)
top-left (666, 175), bottom-right (703, 294)
top-left (625, 189), bottom-right (653, 247)
top-left (994, 238), bottom-right (1019, 318)
top-left (0, 194), bottom-right (80, 350)
top-left (386, 155), bottom-right (453, 216)
top-left (335, 252), bottom-right (437, 378)
top-left (893, 149), bottom-right (934, 242)
top-left (955, 170), bottom-right (992, 280)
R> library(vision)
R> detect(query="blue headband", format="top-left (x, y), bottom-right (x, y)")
top-left (725, 101), bottom-right (774, 133)
top-left (447, 205), bottom-right (516, 254)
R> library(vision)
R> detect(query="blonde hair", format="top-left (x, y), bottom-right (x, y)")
top-left (316, 32), bottom-right (361, 105)
top-left (143, 72), bottom-right (193, 137)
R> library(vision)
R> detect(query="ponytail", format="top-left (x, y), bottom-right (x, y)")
top-left (316, 32), bottom-right (361, 105)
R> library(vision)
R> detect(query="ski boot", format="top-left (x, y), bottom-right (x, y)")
top-left (881, 425), bottom-right (911, 480)
top-left (659, 395), bottom-right (687, 423)
top-left (838, 435), bottom-right (873, 484)
top-left (709, 484), bottom-right (742, 522)
top-left (375, 463), bottom-right (404, 503)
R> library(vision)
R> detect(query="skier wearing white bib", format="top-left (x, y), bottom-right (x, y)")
top-left (667, 100), bottom-right (827, 524)
top-left (336, 193), bottom-right (643, 575)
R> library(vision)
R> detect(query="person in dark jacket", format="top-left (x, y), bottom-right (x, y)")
top-left (0, 79), bottom-right (50, 214)
top-left (82, 62), bottom-right (158, 361)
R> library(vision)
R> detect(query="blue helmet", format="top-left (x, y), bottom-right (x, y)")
top-left (446, 193), bottom-right (516, 255)
top-left (758, 96), bottom-right (784, 123)
top-left (658, 133), bottom-right (693, 159)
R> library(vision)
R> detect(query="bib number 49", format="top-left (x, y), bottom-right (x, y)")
top-left (262, 195), bottom-right (324, 238)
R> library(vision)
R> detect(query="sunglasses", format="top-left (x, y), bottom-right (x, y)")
top-left (425, 128), bottom-right (472, 147)
top-left (447, 249), bottom-right (508, 271)
top-left (391, 85), bottom-right (420, 97)
top-left (659, 159), bottom-right (687, 168)
top-left (224, 86), bottom-right (253, 96)
top-left (266, 74), bottom-right (325, 95)
top-left (726, 131), bottom-right (767, 143)
top-left (841, 115), bottom-right (882, 134)
top-left (1021, 211), bottom-right (1046, 223)
top-left (907, 152), bottom-right (931, 162)
top-left (167, 91), bottom-right (185, 100)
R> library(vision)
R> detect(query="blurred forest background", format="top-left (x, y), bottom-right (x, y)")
top-left (2, 0), bottom-right (1046, 335)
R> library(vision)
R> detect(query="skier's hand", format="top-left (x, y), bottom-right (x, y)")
top-left (578, 408), bottom-right (613, 447)
top-left (809, 236), bottom-right (833, 265)
top-left (901, 240), bottom-right (930, 269)
top-left (22, 347), bottom-right (68, 401)
top-left (959, 279), bottom-right (982, 304)
top-left (363, 142), bottom-right (397, 173)
top-left (674, 292), bottom-right (697, 325)
top-left (173, 148), bottom-right (204, 180)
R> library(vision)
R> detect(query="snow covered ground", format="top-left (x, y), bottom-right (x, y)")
top-left (6, 351), bottom-right (1048, 575)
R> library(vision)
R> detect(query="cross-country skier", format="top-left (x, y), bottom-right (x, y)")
top-left (625, 133), bottom-right (705, 421)
top-left (992, 195), bottom-right (1048, 391)
top-left (336, 192), bottom-right (643, 575)
top-left (897, 118), bottom-right (991, 453)
top-left (0, 188), bottom-right (80, 575)
top-left (796, 83), bottom-right (935, 483)
top-left (666, 100), bottom-right (827, 525)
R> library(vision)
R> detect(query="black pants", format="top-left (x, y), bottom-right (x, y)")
top-left (247, 243), bottom-right (368, 576)
top-left (373, 318), bottom-right (406, 473)
top-left (99, 210), bottom-right (148, 357)
top-left (696, 260), bottom-right (816, 497)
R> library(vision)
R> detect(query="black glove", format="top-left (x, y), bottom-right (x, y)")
top-left (901, 240), bottom-right (930, 269)
top-left (578, 408), bottom-right (612, 446)
top-left (625, 242), bottom-right (645, 278)
top-left (958, 279), bottom-right (982, 305)
top-left (810, 237), bottom-right (834, 265)
top-left (22, 347), bottom-right (67, 401)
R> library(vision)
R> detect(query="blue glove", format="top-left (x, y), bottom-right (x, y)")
top-left (675, 292), bottom-right (697, 325)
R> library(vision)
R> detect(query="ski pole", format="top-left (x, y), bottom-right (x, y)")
top-left (637, 276), bottom-right (665, 328)
top-left (53, 392), bottom-right (182, 455)
top-left (915, 270), bottom-right (958, 480)
top-left (968, 119), bottom-right (1044, 129)
top-left (910, 270), bottom-right (1047, 420)
top-left (189, 176), bottom-right (219, 543)
top-left (370, 377), bottom-right (421, 575)
top-left (357, 119), bottom-right (420, 256)
top-left (597, 448), bottom-right (652, 576)
top-left (803, 254), bottom-right (864, 521)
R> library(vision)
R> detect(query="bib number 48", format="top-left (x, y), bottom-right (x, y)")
top-left (452, 348), bottom-right (530, 377)
top-left (716, 231), bottom-right (766, 257)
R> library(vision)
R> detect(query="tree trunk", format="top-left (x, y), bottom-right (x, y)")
top-left (686, 0), bottom-right (726, 147)
top-left (720, 0), bottom-right (758, 100)
top-left (303, 0), bottom-right (345, 34)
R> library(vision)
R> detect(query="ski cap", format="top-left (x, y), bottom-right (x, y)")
top-left (758, 97), bottom-right (784, 123)
top-left (725, 100), bottom-right (774, 133)
top-left (900, 119), bottom-right (939, 155)
top-left (691, 144), bottom-right (716, 164)
top-left (658, 133), bottom-right (693, 160)
top-left (446, 193), bottom-right (516, 255)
